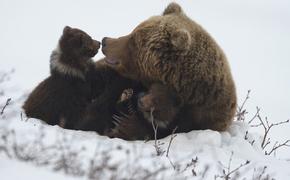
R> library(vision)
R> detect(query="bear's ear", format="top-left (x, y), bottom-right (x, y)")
top-left (170, 29), bottom-right (191, 50)
top-left (163, 2), bottom-right (183, 15)
top-left (63, 26), bottom-right (72, 34)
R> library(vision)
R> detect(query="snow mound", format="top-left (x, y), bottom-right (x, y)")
top-left (1, 116), bottom-right (290, 179)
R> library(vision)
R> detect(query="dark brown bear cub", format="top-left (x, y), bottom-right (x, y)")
top-left (107, 83), bottom-right (181, 140)
top-left (75, 64), bottom-right (144, 135)
top-left (22, 26), bottom-right (101, 129)
top-left (137, 83), bottom-right (181, 130)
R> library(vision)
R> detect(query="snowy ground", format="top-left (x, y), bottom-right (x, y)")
top-left (1, 76), bottom-right (290, 179)
top-left (1, 109), bottom-right (290, 179)
top-left (1, 0), bottom-right (290, 179)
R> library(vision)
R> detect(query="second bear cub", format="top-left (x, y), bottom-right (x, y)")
top-left (22, 26), bottom-right (101, 129)
top-left (107, 83), bottom-right (181, 140)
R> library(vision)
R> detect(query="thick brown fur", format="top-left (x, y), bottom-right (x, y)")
top-left (22, 26), bottom-right (101, 129)
top-left (102, 2), bottom-right (237, 135)
top-left (107, 83), bottom-right (181, 140)
top-left (74, 59), bottom-right (145, 134)
top-left (106, 113), bottom-right (153, 141)
top-left (138, 83), bottom-right (181, 129)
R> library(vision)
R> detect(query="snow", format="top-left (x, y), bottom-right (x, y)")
top-left (1, 155), bottom-right (78, 180)
top-left (1, 0), bottom-right (290, 179)
top-left (1, 109), bottom-right (290, 179)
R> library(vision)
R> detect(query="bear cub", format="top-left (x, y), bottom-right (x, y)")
top-left (138, 83), bottom-right (181, 129)
top-left (107, 83), bottom-right (181, 140)
top-left (22, 26), bottom-right (101, 129)
top-left (75, 69), bottom-right (144, 135)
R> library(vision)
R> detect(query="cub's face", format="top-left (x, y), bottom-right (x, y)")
top-left (60, 26), bottom-right (100, 59)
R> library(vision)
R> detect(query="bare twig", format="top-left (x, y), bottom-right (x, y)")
top-left (257, 114), bottom-right (289, 150)
top-left (150, 107), bottom-right (158, 142)
top-left (200, 165), bottom-right (210, 180)
top-left (181, 157), bottom-right (198, 174)
top-left (150, 107), bottom-right (165, 156)
top-left (216, 152), bottom-right (250, 180)
top-left (257, 166), bottom-right (267, 180)
top-left (241, 99), bottom-right (290, 156)
top-left (244, 131), bottom-right (255, 145)
top-left (252, 166), bottom-right (270, 180)
top-left (236, 90), bottom-right (251, 121)
top-left (20, 112), bottom-right (29, 122)
top-left (166, 126), bottom-right (178, 157)
top-left (240, 90), bottom-right (251, 111)
top-left (225, 160), bottom-right (250, 179)
top-left (1, 98), bottom-right (11, 115)
top-left (248, 106), bottom-right (261, 124)
top-left (265, 140), bottom-right (290, 155)
top-left (166, 156), bottom-right (178, 171)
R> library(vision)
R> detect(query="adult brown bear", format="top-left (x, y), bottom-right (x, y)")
top-left (102, 2), bottom-right (237, 137)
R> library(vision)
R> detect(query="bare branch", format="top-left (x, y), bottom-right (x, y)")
top-left (150, 107), bottom-right (165, 156)
top-left (1, 98), bottom-right (11, 115)
top-left (248, 106), bottom-right (260, 124)
top-left (166, 126), bottom-right (178, 157)
top-left (235, 90), bottom-right (251, 122)
top-left (244, 131), bottom-right (255, 145)
top-left (239, 90), bottom-right (250, 113)
top-left (248, 107), bottom-right (290, 155)
top-left (265, 140), bottom-right (290, 155)
top-left (216, 152), bottom-right (250, 180)
top-left (181, 157), bottom-right (198, 174)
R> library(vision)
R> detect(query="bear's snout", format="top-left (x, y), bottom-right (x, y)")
top-left (101, 35), bottom-right (132, 67)
top-left (87, 40), bottom-right (101, 57)
top-left (94, 40), bottom-right (101, 49)
top-left (102, 37), bottom-right (108, 47)
top-left (101, 37), bottom-right (112, 55)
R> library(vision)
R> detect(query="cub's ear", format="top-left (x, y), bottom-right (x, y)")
top-left (163, 2), bottom-right (183, 15)
top-left (170, 29), bottom-right (191, 50)
top-left (63, 26), bottom-right (72, 34)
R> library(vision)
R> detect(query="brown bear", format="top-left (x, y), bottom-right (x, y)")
top-left (106, 83), bottom-right (181, 140)
top-left (101, 2), bottom-right (237, 136)
top-left (22, 26), bottom-right (101, 129)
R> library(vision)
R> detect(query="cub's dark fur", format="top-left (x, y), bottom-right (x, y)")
top-left (138, 83), bottom-right (181, 130)
top-left (106, 83), bottom-right (181, 140)
top-left (22, 26), bottom-right (101, 129)
top-left (75, 59), bottom-right (145, 134)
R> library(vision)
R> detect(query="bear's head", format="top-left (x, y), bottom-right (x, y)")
top-left (101, 3), bottom-right (192, 81)
top-left (60, 26), bottom-right (100, 60)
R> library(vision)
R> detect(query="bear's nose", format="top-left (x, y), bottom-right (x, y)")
top-left (102, 37), bottom-right (108, 47)
top-left (94, 40), bottom-right (101, 48)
